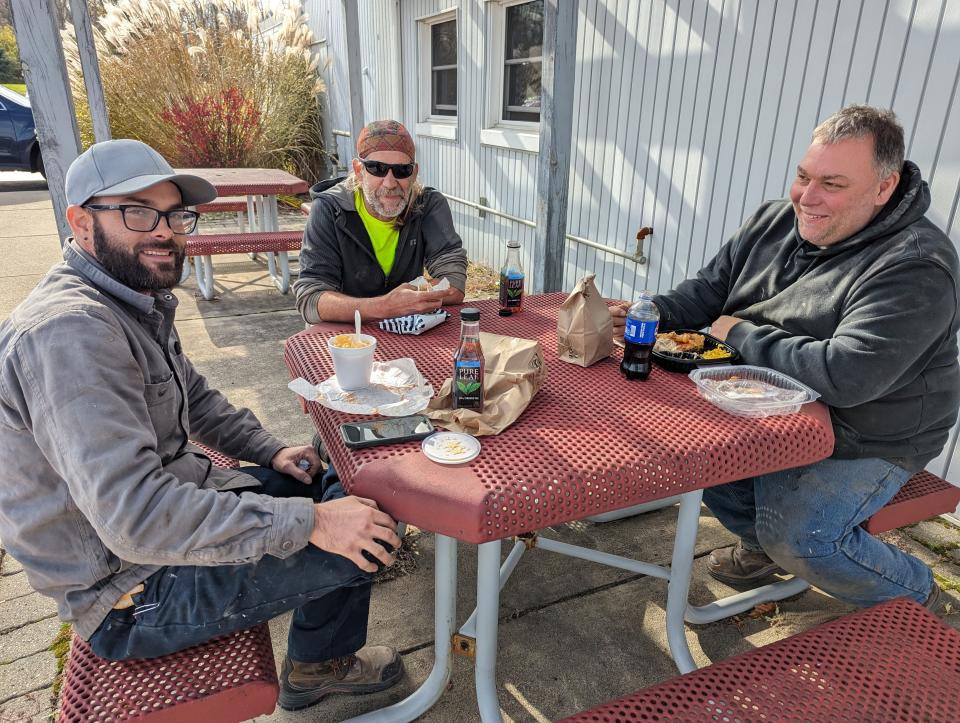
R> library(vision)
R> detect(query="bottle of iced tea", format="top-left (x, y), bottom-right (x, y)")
top-left (453, 308), bottom-right (484, 410)
top-left (498, 240), bottom-right (525, 315)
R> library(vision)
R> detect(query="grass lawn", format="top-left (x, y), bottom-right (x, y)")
top-left (2, 83), bottom-right (27, 95)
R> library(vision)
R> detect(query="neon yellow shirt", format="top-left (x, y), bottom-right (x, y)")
top-left (355, 190), bottom-right (399, 277)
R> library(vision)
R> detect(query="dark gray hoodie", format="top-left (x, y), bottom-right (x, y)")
top-left (654, 162), bottom-right (960, 472)
top-left (294, 177), bottom-right (468, 324)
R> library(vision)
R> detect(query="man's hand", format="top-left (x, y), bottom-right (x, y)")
top-left (709, 315), bottom-right (743, 341)
top-left (271, 445), bottom-right (323, 484)
top-left (607, 300), bottom-right (630, 340)
top-left (309, 496), bottom-right (401, 572)
top-left (382, 284), bottom-right (449, 317)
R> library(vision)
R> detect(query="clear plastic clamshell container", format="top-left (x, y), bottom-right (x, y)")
top-left (688, 365), bottom-right (820, 418)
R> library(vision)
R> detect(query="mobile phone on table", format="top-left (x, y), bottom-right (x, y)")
top-left (339, 415), bottom-right (435, 449)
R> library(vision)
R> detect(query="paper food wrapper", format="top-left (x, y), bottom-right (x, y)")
top-left (379, 309), bottom-right (450, 335)
top-left (288, 358), bottom-right (434, 416)
top-left (557, 274), bottom-right (614, 366)
top-left (408, 275), bottom-right (450, 292)
top-left (426, 333), bottom-right (546, 436)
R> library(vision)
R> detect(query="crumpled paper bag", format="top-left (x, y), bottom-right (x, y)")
top-left (557, 273), bottom-right (614, 366)
top-left (426, 332), bottom-right (546, 436)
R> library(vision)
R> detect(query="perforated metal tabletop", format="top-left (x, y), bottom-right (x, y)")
top-left (175, 167), bottom-right (309, 196)
top-left (284, 294), bottom-right (835, 543)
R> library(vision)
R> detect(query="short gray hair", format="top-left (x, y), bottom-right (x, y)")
top-left (812, 105), bottom-right (905, 180)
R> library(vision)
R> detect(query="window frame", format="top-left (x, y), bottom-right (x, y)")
top-left (481, 0), bottom-right (543, 153)
top-left (416, 8), bottom-right (459, 141)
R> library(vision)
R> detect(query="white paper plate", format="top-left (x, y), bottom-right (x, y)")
top-left (312, 358), bottom-right (434, 416)
top-left (422, 432), bottom-right (481, 465)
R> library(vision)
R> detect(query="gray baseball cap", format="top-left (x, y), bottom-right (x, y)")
top-left (65, 139), bottom-right (217, 206)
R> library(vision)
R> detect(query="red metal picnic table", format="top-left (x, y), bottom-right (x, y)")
top-left (283, 293), bottom-right (835, 722)
top-left (176, 167), bottom-right (309, 297)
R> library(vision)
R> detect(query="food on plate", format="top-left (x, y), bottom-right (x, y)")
top-left (654, 331), bottom-right (706, 354)
top-left (701, 347), bottom-right (733, 360)
top-left (330, 333), bottom-right (372, 349)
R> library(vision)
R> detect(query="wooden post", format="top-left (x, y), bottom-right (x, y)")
top-left (10, 0), bottom-right (82, 243)
top-left (70, 0), bottom-right (111, 142)
top-left (533, 0), bottom-right (577, 293)
top-left (342, 0), bottom-right (365, 146)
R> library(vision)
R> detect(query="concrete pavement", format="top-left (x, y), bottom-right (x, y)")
top-left (0, 179), bottom-right (958, 722)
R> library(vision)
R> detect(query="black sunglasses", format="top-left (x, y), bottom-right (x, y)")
top-left (359, 159), bottom-right (416, 179)
top-left (83, 204), bottom-right (200, 234)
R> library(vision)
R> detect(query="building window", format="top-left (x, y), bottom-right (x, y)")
top-left (416, 9), bottom-right (458, 140)
top-left (502, 0), bottom-right (543, 123)
top-left (430, 20), bottom-right (457, 117)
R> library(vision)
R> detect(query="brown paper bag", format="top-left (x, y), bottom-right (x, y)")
top-left (557, 274), bottom-right (614, 366)
top-left (426, 332), bottom-right (546, 436)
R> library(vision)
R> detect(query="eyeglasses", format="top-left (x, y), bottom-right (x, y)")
top-left (83, 204), bottom-right (200, 234)
top-left (359, 159), bottom-right (416, 179)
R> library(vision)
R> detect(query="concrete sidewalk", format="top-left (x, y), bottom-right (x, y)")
top-left (1, 180), bottom-right (958, 722)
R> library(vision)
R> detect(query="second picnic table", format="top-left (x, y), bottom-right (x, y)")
top-left (177, 167), bottom-right (310, 298)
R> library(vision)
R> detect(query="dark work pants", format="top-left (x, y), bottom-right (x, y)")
top-left (89, 464), bottom-right (372, 662)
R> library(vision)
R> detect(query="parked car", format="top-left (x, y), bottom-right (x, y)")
top-left (0, 85), bottom-right (43, 176)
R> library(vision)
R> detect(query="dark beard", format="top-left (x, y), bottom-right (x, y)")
top-left (92, 219), bottom-right (185, 291)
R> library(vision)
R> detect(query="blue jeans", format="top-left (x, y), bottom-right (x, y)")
top-left (702, 457), bottom-right (933, 607)
top-left (89, 463), bottom-right (372, 662)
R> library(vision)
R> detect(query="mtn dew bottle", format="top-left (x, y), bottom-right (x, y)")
top-left (498, 240), bottom-right (525, 315)
top-left (453, 308), bottom-right (484, 410)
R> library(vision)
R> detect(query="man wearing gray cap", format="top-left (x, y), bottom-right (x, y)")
top-left (0, 139), bottom-right (405, 712)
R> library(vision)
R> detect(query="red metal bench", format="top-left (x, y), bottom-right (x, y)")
top-left (558, 598), bottom-right (960, 722)
top-left (195, 196), bottom-right (250, 215)
top-left (185, 230), bottom-right (303, 299)
top-left (57, 445), bottom-right (278, 722)
top-left (58, 624), bottom-right (278, 723)
top-left (865, 468), bottom-right (960, 533)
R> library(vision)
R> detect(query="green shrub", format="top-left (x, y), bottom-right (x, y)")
top-left (62, 0), bottom-right (329, 183)
top-left (0, 25), bottom-right (23, 83)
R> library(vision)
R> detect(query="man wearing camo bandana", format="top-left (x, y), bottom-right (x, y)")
top-left (295, 119), bottom-right (468, 324)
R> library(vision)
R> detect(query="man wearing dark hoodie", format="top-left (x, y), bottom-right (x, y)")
top-left (294, 119), bottom-right (468, 324)
top-left (611, 105), bottom-right (958, 610)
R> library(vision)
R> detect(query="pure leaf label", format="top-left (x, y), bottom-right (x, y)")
top-left (454, 360), bottom-right (483, 408)
top-left (499, 273), bottom-right (525, 308)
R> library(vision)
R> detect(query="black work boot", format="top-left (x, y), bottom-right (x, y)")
top-left (707, 540), bottom-right (785, 586)
top-left (278, 645), bottom-right (404, 711)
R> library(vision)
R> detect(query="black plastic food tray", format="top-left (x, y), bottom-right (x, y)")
top-left (651, 329), bottom-right (741, 373)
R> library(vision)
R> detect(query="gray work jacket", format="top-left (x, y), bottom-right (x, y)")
top-left (0, 242), bottom-right (314, 639)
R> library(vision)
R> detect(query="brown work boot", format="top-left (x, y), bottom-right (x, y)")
top-left (707, 541), bottom-right (785, 586)
top-left (923, 582), bottom-right (943, 613)
top-left (278, 645), bottom-right (404, 711)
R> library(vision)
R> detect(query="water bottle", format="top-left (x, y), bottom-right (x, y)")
top-left (620, 292), bottom-right (659, 381)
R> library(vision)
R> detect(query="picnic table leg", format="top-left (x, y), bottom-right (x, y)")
top-left (264, 251), bottom-right (291, 294)
top-left (195, 255), bottom-right (215, 300)
top-left (343, 534), bottom-right (458, 723)
top-left (179, 256), bottom-right (192, 285)
top-left (475, 540), bottom-right (505, 723)
top-left (247, 195), bottom-right (261, 260)
top-left (457, 540), bottom-right (527, 638)
top-left (665, 490), bottom-right (704, 674)
top-left (585, 495), bottom-right (681, 522)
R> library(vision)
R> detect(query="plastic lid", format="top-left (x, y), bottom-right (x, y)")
top-left (461, 307), bottom-right (480, 321)
top-left (498, 309), bottom-right (513, 317)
